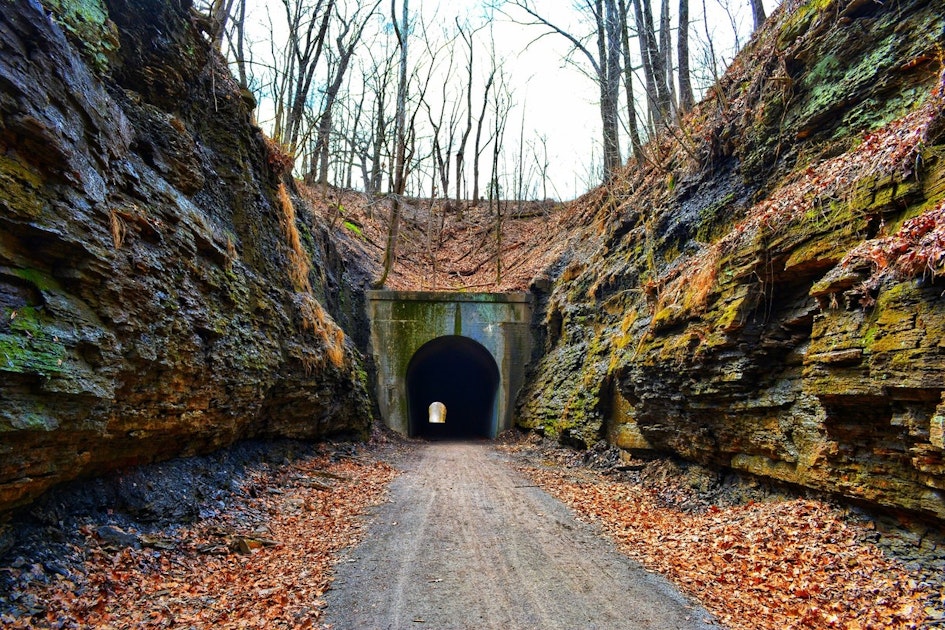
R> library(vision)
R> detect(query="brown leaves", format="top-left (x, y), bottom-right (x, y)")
top-left (521, 464), bottom-right (930, 630)
top-left (5, 452), bottom-right (397, 629)
top-left (844, 199), bottom-right (945, 282)
top-left (299, 184), bottom-right (579, 292)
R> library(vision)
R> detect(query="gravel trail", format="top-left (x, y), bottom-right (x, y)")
top-left (323, 441), bottom-right (718, 629)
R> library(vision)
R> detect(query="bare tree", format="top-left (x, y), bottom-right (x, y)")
top-left (313, 1), bottom-right (382, 186)
top-left (660, 0), bottom-right (676, 116)
top-left (699, 0), bottom-right (721, 85)
top-left (616, 0), bottom-right (643, 160)
top-left (420, 21), bottom-right (463, 211)
top-left (471, 63), bottom-right (496, 206)
top-left (529, 133), bottom-right (553, 201)
top-left (375, 0), bottom-right (410, 288)
top-left (677, 0), bottom-right (694, 112)
top-left (488, 69), bottom-right (513, 284)
top-left (454, 19), bottom-right (488, 204)
top-left (750, 0), bottom-right (766, 31)
top-left (503, 0), bottom-right (623, 181)
top-left (271, 0), bottom-right (334, 152)
top-left (631, 0), bottom-right (673, 129)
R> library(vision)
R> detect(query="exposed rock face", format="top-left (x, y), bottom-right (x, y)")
top-left (518, 0), bottom-right (945, 520)
top-left (0, 0), bottom-right (371, 513)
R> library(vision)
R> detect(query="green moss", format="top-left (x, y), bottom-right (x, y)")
top-left (0, 154), bottom-right (46, 218)
top-left (9, 409), bottom-right (59, 432)
top-left (777, 0), bottom-right (833, 50)
top-left (41, 0), bottom-right (120, 73)
top-left (0, 306), bottom-right (67, 376)
top-left (13, 268), bottom-right (62, 292)
top-left (695, 192), bottom-right (737, 243)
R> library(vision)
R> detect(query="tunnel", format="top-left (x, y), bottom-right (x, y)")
top-left (406, 335), bottom-right (500, 439)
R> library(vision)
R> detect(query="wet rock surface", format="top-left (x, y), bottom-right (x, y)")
top-left (0, 0), bottom-right (372, 514)
top-left (517, 0), bottom-right (945, 521)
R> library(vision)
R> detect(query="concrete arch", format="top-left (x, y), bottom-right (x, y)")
top-left (406, 336), bottom-right (500, 439)
top-left (367, 290), bottom-right (533, 440)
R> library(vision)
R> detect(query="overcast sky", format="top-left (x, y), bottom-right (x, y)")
top-left (240, 0), bottom-right (778, 199)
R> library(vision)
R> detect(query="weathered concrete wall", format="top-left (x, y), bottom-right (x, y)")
top-left (366, 291), bottom-right (532, 437)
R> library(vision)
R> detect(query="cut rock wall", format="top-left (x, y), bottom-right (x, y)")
top-left (0, 0), bottom-right (371, 513)
top-left (517, 0), bottom-right (945, 520)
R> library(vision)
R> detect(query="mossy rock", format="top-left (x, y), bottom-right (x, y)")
top-left (0, 306), bottom-right (67, 377)
top-left (0, 154), bottom-right (46, 218)
top-left (41, 0), bottom-right (120, 73)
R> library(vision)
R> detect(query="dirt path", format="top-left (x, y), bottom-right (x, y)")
top-left (323, 442), bottom-right (718, 629)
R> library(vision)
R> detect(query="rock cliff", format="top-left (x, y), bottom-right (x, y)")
top-left (518, 0), bottom-right (945, 520)
top-left (0, 0), bottom-right (372, 514)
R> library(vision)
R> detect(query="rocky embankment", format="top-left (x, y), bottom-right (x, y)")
top-left (519, 0), bottom-right (945, 521)
top-left (0, 0), bottom-right (372, 514)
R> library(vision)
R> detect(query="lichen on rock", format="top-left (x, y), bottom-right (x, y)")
top-left (0, 0), bottom-right (372, 513)
top-left (518, 0), bottom-right (945, 521)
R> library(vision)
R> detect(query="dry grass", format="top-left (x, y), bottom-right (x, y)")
top-left (654, 245), bottom-right (722, 320)
top-left (276, 182), bottom-right (312, 293)
top-left (225, 235), bottom-right (237, 270)
top-left (296, 293), bottom-right (347, 370)
top-left (108, 207), bottom-right (127, 250)
top-left (326, 326), bottom-right (346, 369)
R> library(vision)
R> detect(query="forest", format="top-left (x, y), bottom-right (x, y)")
top-left (200, 0), bottom-right (767, 195)
top-left (1, 0), bottom-right (944, 626)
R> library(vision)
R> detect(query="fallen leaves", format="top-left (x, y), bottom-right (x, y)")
top-left (843, 198), bottom-right (945, 282)
top-left (299, 184), bottom-right (581, 293)
top-left (2, 451), bottom-right (398, 629)
top-left (519, 462), bottom-right (932, 630)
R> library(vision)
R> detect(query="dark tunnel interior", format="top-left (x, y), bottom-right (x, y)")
top-left (406, 336), bottom-right (500, 439)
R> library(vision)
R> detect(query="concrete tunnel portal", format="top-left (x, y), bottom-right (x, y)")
top-left (367, 290), bottom-right (533, 440)
top-left (406, 336), bottom-right (500, 439)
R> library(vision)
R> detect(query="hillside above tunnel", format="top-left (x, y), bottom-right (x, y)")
top-left (516, 0), bottom-right (945, 521)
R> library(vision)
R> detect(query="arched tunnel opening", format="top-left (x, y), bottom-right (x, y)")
top-left (406, 336), bottom-right (500, 439)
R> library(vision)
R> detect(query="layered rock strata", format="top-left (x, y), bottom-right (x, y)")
top-left (518, 0), bottom-right (945, 520)
top-left (0, 0), bottom-right (371, 513)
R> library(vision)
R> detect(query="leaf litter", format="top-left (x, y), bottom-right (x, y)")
top-left (4, 435), bottom-right (944, 629)
top-left (0, 444), bottom-right (398, 629)
top-left (501, 437), bottom-right (942, 630)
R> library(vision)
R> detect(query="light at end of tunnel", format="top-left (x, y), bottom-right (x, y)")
top-left (428, 402), bottom-right (447, 424)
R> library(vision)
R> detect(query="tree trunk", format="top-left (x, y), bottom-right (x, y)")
top-left (617, 0), bottom-right (642, 159)
top-left (471, 68), bottom-right (495, 207)
top-left (602, 0), bottom-right (622, 177)
top-left (677, 0), bottom-right (694, 112)
top-left (630, 0), bottom-right (658, 130)
top-left (455, 20), bottom-right (479, 205)
top-left (659, 0), bottom-right (675, 119)
top-left (750, 0), bottom-right (766, 31)
top-left (283, 0), bottom-right (333, 152)
top-left (208, 0), bottom-right (235, 50)
top-left (375, 0), bottom-right (409, 288)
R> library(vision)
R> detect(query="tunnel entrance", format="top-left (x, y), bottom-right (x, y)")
top-left (406, 336), bottom-right (500, 439)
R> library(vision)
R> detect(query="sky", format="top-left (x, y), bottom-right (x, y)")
top-left (238, 0), bottom-right (777, 200)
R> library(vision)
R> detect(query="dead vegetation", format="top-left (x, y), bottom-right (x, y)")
top-left (298, 184), bottom-right (583, 292)
top-left (276, 181), bottom-right (312, 293)
top-left (502, 438), bottom-right (941, 630)
top-left (0, 445), bottom-right (397, 629)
